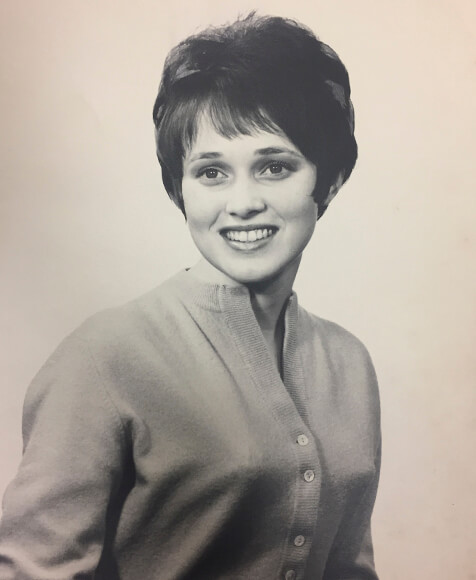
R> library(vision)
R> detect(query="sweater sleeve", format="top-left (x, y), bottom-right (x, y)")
top-left (322, 439), bottom-right (381, 580)
top-left (0, 335), bottom-right (127, 580)
top-left (319, 320), bottom-right (382, 580)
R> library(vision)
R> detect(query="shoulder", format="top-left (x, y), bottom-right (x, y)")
top-left (299, 306), bottom-right (374, 367)
top-left (64, 273), bottom-right (184, 356)
top-left (297, 306), bottom-right (380, 415)
top-left (24, 276), bottom-right (183, 421)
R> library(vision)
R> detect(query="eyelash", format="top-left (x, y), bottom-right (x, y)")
top-left (195, 160), bottom-right (296, 181)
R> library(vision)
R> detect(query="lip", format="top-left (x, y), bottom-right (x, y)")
top-left (219, 224), bottom-right (278, 234)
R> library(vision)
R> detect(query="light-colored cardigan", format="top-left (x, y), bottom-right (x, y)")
top-left (0, 270), bottom-right (381, 579)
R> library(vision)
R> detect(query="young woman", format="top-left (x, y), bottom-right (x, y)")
top-left (0, 13), bottom-right (381, 580)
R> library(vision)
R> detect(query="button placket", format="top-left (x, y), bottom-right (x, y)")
top-left (288, 431), bottom-right (316, 572)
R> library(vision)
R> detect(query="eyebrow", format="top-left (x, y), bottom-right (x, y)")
top-left (188, 152), bottom-right (222, 162)
top-left (188, 147), bottom-right (302, 163)
top-left (255, 147), bottom-right (302, 158)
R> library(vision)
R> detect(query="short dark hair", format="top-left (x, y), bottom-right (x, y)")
top-left (153, 13), bottom-right (357, 217)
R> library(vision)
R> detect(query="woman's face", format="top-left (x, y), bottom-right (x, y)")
top-left (181, 117), bottom-right (318, 287)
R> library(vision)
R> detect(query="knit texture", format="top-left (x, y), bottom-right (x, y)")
top-left (0, 270), bottom-right (381, 579)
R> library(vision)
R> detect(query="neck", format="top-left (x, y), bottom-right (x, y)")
top-left (247, 272), bottom-right (295, 334)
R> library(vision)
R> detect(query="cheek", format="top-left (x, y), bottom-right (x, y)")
top-left (298, 205), bottom-right (319, 241)
top-left (282, 198), bottom-right (318, 249)
top-left (283, 195), bottom-right (318, 224)
top-left (284, 170), bottom-right (319, 222)
top-left (181, 184), bottom-right (214, 229)
top-left (183, 200), bottom-right (225, 242)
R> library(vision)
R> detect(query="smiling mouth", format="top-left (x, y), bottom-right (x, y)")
top-left (222, 227), bottom-right (277, 243)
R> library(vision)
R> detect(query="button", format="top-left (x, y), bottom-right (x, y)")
top-left (285, 570), bottom-right (297, 580)
top-left (297, 434), bottom-right (309, 446)
top-left (304, 469), bottom-right (315, 482)
top-left (294, 534), bottom-right (305, 547)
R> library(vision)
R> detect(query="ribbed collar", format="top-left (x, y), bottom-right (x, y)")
top-left (167, 270), bottom-right (305, 404)
top-left (168, 269), bottom-right (298, 317)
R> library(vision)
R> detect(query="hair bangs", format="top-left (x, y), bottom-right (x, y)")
top-left (205, 92), bottom-right (280, 143)
top-left (158, 89), bottom-right (282, 169)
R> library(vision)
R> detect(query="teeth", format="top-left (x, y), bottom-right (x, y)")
top-left (224, 228), bottom-right (275, 242)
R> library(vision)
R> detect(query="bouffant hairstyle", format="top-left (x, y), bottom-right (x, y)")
top-left (153, 13), bottom-right (357, 218)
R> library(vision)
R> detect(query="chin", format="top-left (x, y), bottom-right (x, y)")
top-left (216, 263), bottom-right (291, 288)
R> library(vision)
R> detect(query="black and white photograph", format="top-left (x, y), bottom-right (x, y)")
top-left (0, 1), bottom-right (475, 579)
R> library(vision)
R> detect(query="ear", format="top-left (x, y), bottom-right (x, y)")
top-left (323, 172), bottom-right (345, 208)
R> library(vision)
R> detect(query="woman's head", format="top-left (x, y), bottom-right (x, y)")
top-left (153, 12), bottom-right (357, 218)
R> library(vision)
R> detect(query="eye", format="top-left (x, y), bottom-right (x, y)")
top-left (260, 160), bottom-right (295, 179)
top-left (196, 166), bottom-right (227, 184)
top-left (203, 168), bottom-right (219, 179)
top-left (268, 162), bottom-right (285, 174)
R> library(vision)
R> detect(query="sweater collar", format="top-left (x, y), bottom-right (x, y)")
top-left (169, 269), bottom-right (298, 316)
top-left (168, 269), bottom-right (304, 410)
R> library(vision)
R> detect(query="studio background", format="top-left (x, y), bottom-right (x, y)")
top-left (1, 1), bottom-right (475, 578)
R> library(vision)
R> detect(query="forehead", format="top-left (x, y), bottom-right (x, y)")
top-left (184, 115), bottom-right (302, 162)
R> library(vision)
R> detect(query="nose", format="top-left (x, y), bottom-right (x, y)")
top-left (225, 179), bottom-right (266, 218)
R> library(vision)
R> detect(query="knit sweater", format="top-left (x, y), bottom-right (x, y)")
top-left (0, 270), bottom-right (381, 580)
